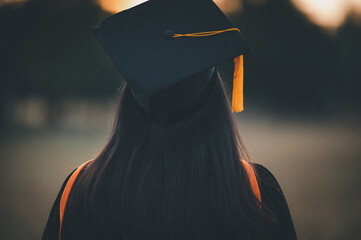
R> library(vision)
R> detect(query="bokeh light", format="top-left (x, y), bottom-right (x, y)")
top-left (96, 0), bottom-right (242, 14)
top-left (292, 0), bottom-right (361, 28)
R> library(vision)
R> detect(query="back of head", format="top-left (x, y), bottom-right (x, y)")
top-left (131, 66), bottom-right (216, 126)
top-left (67, 68), bottom-right (276, 240)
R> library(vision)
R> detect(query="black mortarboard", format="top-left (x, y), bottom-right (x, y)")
top-left (91, 0), bottom-right (251, 114)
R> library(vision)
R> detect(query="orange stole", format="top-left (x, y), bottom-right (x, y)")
top-left (241, 159), bottom-right (262, 205)
top-left (59, 159), bottom-right (93, 240)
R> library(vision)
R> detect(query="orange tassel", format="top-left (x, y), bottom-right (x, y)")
top-left (232, 55), bottom-right (244, 112)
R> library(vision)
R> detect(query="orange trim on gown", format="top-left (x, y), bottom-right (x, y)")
top-left (241, 159), bottom-right (262, 205)
top-left (59, 159), bottom-right (93, 239)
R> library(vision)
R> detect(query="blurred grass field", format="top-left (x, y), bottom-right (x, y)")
top-left (0, 115), bottom-right (360, 240)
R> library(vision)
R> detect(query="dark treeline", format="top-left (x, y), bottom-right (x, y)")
top-left (232, 0), bottom-right (361, 118)
top-left (0, 0), bottom-right (360, 127)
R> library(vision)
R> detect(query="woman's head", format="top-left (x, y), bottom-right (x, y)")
top-left (68, 67), bottom-right (276, 240)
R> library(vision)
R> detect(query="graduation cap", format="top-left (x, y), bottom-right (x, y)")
top-left (91, 0), bottom-right (251, 115)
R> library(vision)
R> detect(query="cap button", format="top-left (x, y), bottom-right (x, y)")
top-left (163, 29), bottom-right (175, 39)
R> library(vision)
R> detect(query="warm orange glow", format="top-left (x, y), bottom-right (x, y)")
top-left (214, 0), bottom-right (242, 13)
top-left (0, 0), bottom-right (27, 7)
top-left (292, 0), bottom-right (345, 28)
top-left (96, 0), bottom-right (242, 14)
top-left (96, 0), bottom-right (146, 13)
top-left (292, 0), bottom-right (361, 29)
top-left (351, 0), bottom-right (361, 13)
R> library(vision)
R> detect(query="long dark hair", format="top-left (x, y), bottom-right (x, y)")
top-left (68, 69), bottom-right (276, 240)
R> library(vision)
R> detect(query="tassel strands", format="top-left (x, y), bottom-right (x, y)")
top-left (232, 54), bottom-right (244, 112)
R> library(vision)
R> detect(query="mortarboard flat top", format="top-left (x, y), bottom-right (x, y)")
top-left (91, 0), bottom-right (251, 107)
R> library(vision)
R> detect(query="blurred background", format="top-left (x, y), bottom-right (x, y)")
top-left (0, 0), bottom-right (360, 239)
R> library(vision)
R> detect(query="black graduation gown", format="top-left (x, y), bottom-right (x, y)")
top-left (42, 163), bottom-right (297, 240)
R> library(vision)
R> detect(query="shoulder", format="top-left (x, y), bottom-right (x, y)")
top-left (60, 168), bottom-right (78, 194)
top-left (252, 163), bottom-right (298, 239)
top-left (253, 163), bottom-right (282, 189)
top-left (252, 163), bottom-right (288, 205)
top-left (42, 161), bottom-right (94, 239)
top-left (51, 160), bottom-right (94, 209)
top-left (60, 160), bottom-right (94, 202)
top-left (253, 163), bottom-right (275, 180)
top-left (62, 160), bottom-right (94, 189)
top-left (42, 168), bottom-right (78, 239)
